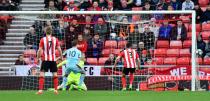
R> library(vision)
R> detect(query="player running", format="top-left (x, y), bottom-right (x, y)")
top-left (114, 43), bottom-right (140, 91)
top-left (36, 26), bottom-right (63, 95)
top-left (57, 41), bottom-right (86, 90)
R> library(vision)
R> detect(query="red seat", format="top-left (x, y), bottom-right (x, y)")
top-left (183, 40), bottom-right (191, 48)
top-left (201, 31), bottom-right (210, 40)
top-left (153, 57), bottom-right (164, 65)
top-left (156, 40), bottom-right (169, 48)
top-left (179, 49), bottom-right (191, 57)
top-left (164, 57), bottom-right (177, 65)
top-left (118, 40), bottom-right (127, 49)
top-left (187, 32), bottom-right (200, 39)
top-left (104, 40), bottom-right (117, 49)
top-left (113, 49), bottom-right (122, 55)
top-left (184, 23), bottom-right (189, 31)
top-left (166, 49), bottom-right (180, 57)
top-left (102, 49), bottom-right (111, 57)
top-left (23, 49), bottom-right (36, 57)
top-left (199, 0), bottom-right (209, 7)
top-left (202, 24), bottom-right (210, 31)
top-left (177, 57), bottom-right (190, 65)
top-left (87, 58), bottom-right (98, 65)
top-left (170, 41), bottom-right (182, 49)
top-left (196, 58), bottom-right (203, 65)
top-left (154, 49), bottom-right (167, 57)
top-left (98, 57), bottom-right (109, 65)
top-left (203, 57), bottom-right (210, 65)
top-left (189, 24), bottom-right (201, 32)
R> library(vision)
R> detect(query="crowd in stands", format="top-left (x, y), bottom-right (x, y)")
top-left (19, 0), bottom-right (210, 66)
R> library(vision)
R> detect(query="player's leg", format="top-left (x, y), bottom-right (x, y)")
top-left (57, 67), bottom-right (72, 90)
top-left (51, 61), bottom-right (59, 94)
top-left (37, 61), bottom-right (47, 94)
top-left (128, 68), bottom-right (135, 90)
top-left (122, 68), bottom-right (128, 91)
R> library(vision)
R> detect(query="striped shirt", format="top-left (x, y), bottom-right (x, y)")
top-left (39, 35), bottom-right (60, 61)
top-left (119, 48), bottom-right (139, 68)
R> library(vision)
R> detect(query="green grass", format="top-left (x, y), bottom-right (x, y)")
top-left (0, 91), bottom-right (210, 101)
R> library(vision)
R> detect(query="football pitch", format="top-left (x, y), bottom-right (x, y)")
top-left (0, 91), bottom-right (210, 101)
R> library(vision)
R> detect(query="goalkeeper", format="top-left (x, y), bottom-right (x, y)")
top-left (57, 41), bottom-right (86, 91)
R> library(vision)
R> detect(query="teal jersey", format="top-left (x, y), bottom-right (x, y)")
top-left (64, 47), bottom-right (82, 69)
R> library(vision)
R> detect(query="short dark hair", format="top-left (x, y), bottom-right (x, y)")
top-left (71, 40), bottom-right (78, 47)
top-left (45, 26), bottom-right (52, 35)
top-left (126, 42), bottom-right (132, 48)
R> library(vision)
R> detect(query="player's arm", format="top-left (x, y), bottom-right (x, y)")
top-left (57, 60), bottom-right (67, 68)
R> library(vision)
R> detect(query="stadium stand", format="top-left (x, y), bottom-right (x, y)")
top-left (1, 0), bottom-right (210, 75)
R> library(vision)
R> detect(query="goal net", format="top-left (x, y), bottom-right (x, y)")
top-left (0, 11), bottom-right (202, 91)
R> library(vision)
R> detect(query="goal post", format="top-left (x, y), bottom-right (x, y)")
top-left (0, 10), bottom-right (197, 91)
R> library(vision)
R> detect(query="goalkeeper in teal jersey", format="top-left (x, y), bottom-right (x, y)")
top-left (57, 41), bottom-right (86, 91)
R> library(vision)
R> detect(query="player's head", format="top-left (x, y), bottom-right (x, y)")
top-left (45, 26), bottom-right (52, 35)
top-left (72, 40), bottom-right (78, 47)
top-left (126, 42), bottom-right (132, 48)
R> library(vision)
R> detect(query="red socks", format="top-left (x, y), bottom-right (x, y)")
top-left (39, 77), bottom-right (44, 90)
top-left (53, 76), bottom-right (58, 90)
top-left (129, 74), bottom-right (134, 85)
top-left (121, 76), bottom-right (126, 88)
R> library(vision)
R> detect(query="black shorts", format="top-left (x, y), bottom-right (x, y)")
top-left (122, 68), bottom-right (136, 75)
top-left (41, 61), bottom-right (57, 72)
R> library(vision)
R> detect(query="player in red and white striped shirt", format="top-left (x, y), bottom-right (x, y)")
top-left (36, 26), bottom-right (63, 95)
top-left (114, 43), bottom-right (140, 91)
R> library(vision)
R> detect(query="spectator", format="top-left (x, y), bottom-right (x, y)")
top-left (153, 4), bottom-right (164, 20)
top-left (45, 0), bottom-right (58, 11)
top-left (137, 41), bottom-right (145, 54)
top-left (56, 0), bottom-right (67, 11)
top-left (41, 0), bottom-right (58, 19)
top-left (193, 3), bottom-right (203, 24)
top-left (87, 33), bottom-right (103, 58)
top-left (202, 4), bottom-right (210, 23)
top-left (197, 35), bottom-right (206, 58)
top-left (77, 34), bottom-right (88, 53)
top-left (205, 36), bottom-right (210, 57)
top-left (182, 0), bottom-right (194, 10)
top-left (63, 1), bottom-right (79, 11)
top-left (23, 26), bottom-right (38, 50)
top-left (70, 18), bottom-right (83, 34)
top-left (149, 18), bottom-right (159, 41)
top-left (83, 27), bottom-right (92, 40)
top-left (65, 26), bottom-right (78, 49)
top-left (0, 19), bottom-right (7, 45)
top-left (107, 1), bottom-right (114, 11)
top-left (98, 0), bottom-right (108, 10)
top-left (79, 0), bottom-right (92, 11)
top-left (170, 0), bottom-right (182, 10)
top-left (139, 26), bottom-right (155, 50)
top-left (15, 55), bottom-right (27, 65)
top-left (84, 15), bottom-right (94, 33)
top-left (88, 1), bottom-right (102, 11)
top-left (140, 50), bottom-right (149, 65)
top-left (141, 2), bottom-right (152, 20)
top-left (54, 20), bottom-right (66, 40)
top-left (28, 66), bottom-right (38, 76)
top-left (158, 20), bottom-right (172, 40)
top-left (0, 0), bottom-right (10, 11)
top-left (118, 0), bottom-right (132, 10)
top-left (104, 53), bottom-right (115, 65)
top-left (94, 17), bottom-right (108, 40)
top-left (171, 20), bottom-right (187, 41)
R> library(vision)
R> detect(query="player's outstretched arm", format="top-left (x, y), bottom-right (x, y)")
top-left (57, 60), bottom-right (67, 68)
